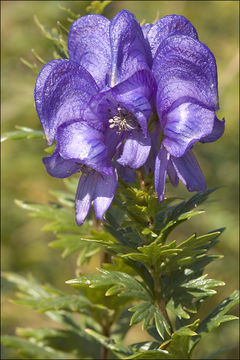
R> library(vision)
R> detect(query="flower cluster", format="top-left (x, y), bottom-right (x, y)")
top-left (35, 10), bottom-right (224, 225)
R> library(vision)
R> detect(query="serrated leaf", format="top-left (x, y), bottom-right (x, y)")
top-left (180, 274), bottom-right (225, 297)
top-left (15, 200), bottom-right (80, 234)
top-left (49, 234), bottom-right (101, 259)
top-left (1, 126), bottom-right (44, 142)
top-left (14, 294), bottom-right (94, 313)
top-left (66, 270), bottom-right (152, 301)
top-left (85, 328), bottom-right (131, 357)
top-left (34, 15), bottom-right (68, 58)
top-left (15, 327), bottom-right (100, 358)
top-left (86, 0), bottom-right (112, 14)
top-left (49, 190), bottom-right (75, 208)
top-left (154, 188), bottom-right (219, 242)
top-left (1, 335), bottom-right (75, 359)
top-left (154, 308), bottom-right (171, 339)
top-left (126, 349), bottom-right (173, 359)
top-left (129, 302), bottom-right (155, 329)
top-left (191, 290), bottom-right (239, 349)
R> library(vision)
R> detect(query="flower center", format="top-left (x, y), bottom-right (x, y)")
top-left (108, 105), bottom-right (136, 135)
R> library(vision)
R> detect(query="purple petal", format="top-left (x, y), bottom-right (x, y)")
top-left (154, 145), bottom-right (170, 203)
top-left (117, 130), bottom-right (151, 169)
top-left (141, 23), bottom-right (153, 39)
top-left (116, 163), bottom-right (136, 183)
top-left (167, 159), bottom-right (179, 187)
top-left (162, 102), bottom-right (215, 157)
top-left (34, 60), bottom-right (98, 144)
top-left (93, 169), bottom-right (118, 221)
top-left (75, 172), bottom-right (97, 225)
top-left (57, 121), bottom-right (113, 175)
top-left (112, 69), bottom-right (156, 102)
top-left (110, 10), bottom-right (151, 86)
top-left (147, 15), bottom-right (198, 58)
top-left (200, 116), bottom-right (225, 143)
top-left (43, 149), bottom-right (80, 178)
top-left (171, 150), bottom-right (206, 192)
top-left (68, 15), bottom-right (111, 89)
top-left (153, 35), bottom-right (218, 116)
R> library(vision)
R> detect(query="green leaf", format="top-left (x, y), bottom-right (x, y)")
top-left (86, 1), bottom-right (112, 15)
top-left (1, 126), bottom-right (44, 142)
top-left (157, 320), bottom-right (199, 359)
top-left (192, 290), bottom-right (239, 349)
top-left (154, 187), bottom-right (220, 242)
top-left (49, 234), bottom-right (101, 259)
top-left (15, 200), bottom-right (80, 233)
top-left (126, 349), bottom-right (173, 359)
top-left (66, 269), bottom-right (152, 301)
top-left (180, 274), bottom-right (225, 297)
top-left (34, 15), bottom-right (68, 58)
top-left (123, 240), bottom-right (182, 271)
top-left (20, 57), bottom-right (41, 74)
top-left (1, 335), bottom-right (75, 359)
top-left (85, 328), bottom-right (131, 357)
top-left (15, 327), bottom-right (101, 359)
top-left (129, 302), bottom-right (155, 329)
top-left (154, 308), bottom-right (171, 339)
top-left (14, 294), bottom-right (94, 313)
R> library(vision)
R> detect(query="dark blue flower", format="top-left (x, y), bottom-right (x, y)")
top-left (143, 15), bottom-right (225, 201)
top-left (35, 10), bottom-right (155, 224)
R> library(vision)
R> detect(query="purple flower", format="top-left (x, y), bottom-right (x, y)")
top-left (34, 10), bottom-right (155, 225)
top-left (143, 15), bottom-right (225, 201)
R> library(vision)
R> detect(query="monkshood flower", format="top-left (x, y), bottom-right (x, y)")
top-left (34, 10), bottom-right (155, 225)
top-left (143, 15), bottom-right (225, 201)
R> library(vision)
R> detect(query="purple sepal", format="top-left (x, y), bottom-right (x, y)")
top-left (93, 169), bottom-right (118, 220)
top-left (75, 172), bottom-right (97, 225)
top-left (110, 10), bottom-right (151, 86)
top-left (153, 35), bottom-right (218, 116)
top-left (34, 60), bottom-right (98, 145)
top-left (117, 130), bottom-right (151, 169)
top-left (200, 116), bottom-right (225, 143)
top-left (57, 120), bottom-right (113, 176)
top-left (154, 145), bottom-right (170, 203)
top-left (75, 170), bottom-right (118, 225)
top-left (171, 150), bottom-right (206, 192)
top-left (43, 149), bottom-right (80, 178)
top-left (147, 15), bottom-right (198, 57)
top-left (68, 15), bottom-right (111, 89)
top-left (162, 101), bottom-right (215, 157)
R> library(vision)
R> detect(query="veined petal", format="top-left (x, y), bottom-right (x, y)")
top-left (171, 150), bottom-right (206, 192)
top-left (167, 159), bottom-right (179, 187)
top-left (43, 149), bottom-right (80, 178)
top-left (68, 15), bottom-right (111, 89)
top-left (141, 23), bottom-right (153, 39)
top-left (57, 121), bottom-right (113, 175)
top-left (147, 15), bottom-right (198, 57)
top-left (34, 60), bottom-right (98, 144)
top-left (153, 35), bottom-right (218, 115)
top-left (93, 169), bottom-right (118, 221)
top-left (200, 116), bottom-right (225, 143)
top-left (162, 102), bottom-right (215, 157)
top-left (110, 10), bottom-right (151, 86)
top-left (112, 69), bottom-right (156, 102)
top-left (154, 145), bottom-right (170, 203)
top-left (117, 130), bottom-right (151, 169)
top-left (116, 163), bottom-right (136, 183)
top-left (75, 172), bottom-right (97, 225)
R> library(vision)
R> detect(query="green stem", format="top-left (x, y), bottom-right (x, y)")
top-left (152, 269), bottom-right (174, 334)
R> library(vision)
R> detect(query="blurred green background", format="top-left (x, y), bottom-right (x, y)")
top-left (1, 1), bottom-right (239, 359)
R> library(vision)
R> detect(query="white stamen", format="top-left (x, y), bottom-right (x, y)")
top-left (108, 105), bottom-right (137, 134)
